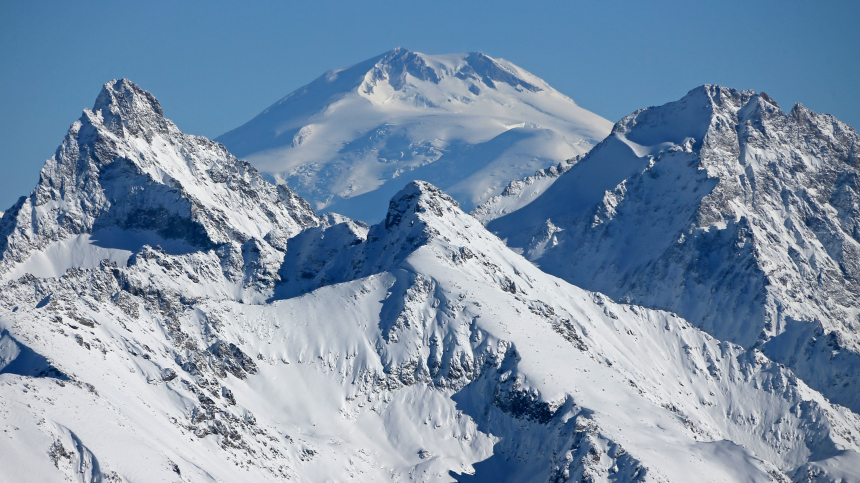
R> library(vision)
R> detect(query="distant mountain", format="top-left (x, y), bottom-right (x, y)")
top-left (487, 85), bottom-right (860, 414)
top-left (216, 47), bottom-right (612, 222)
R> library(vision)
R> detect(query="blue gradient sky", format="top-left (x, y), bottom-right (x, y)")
top-left (1, 0), bottom-right (857, 210)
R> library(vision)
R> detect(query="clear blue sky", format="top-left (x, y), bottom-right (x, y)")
top-left (1, 0), bottom-right (857, 210)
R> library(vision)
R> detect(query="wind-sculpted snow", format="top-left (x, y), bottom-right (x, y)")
top-left (1, 177), bottom-right (859, 481)
top-left (489, 85), bottom-right (860, 415)
top-left (273, 180), bottom-right (860, 481)
top-left (2, 82), bottom-right (860, 482)
top-left (217, 47), bottom-right (612, 222)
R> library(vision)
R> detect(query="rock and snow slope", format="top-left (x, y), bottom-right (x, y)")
top-left (216, 48), bottom-right (612, 222)
top-left (0, 79), bottom-right (319, 293)
top-left (471, 156), bottom-right (580, 224)
top-left (2, 81), bottom-right (860, 482)
top-left (488, 85), bottom-right (860, 415)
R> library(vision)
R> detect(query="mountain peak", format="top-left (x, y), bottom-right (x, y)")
top-left (382, 46), bottom-right (411, 57)
top-left (0, 80), bottom-right (319, 282)
top-left (5, 79), bottom-right (860, 482)
top-left (489, 84), bottom-right (860, 414)
top-left (367, 48), bottom-right (440, 89)
top-left (609, 84), bottom-right (758, 148)
top-left (681, 84), bottom-right (752, 105)
top-left (459, 51), bottom-right (542, 93)
top-left (216, 50), bottom-right (611, 222)
top-left (757, 91), bottom-right (780, 109)
top-left (94, 79), bottom-right (163, 116)
top-left (90, 79), bottom-right (169, 138)
top-left (384, 180), bottom-right (460, 229)
top-left (366, 48), bottom-right (542, 93)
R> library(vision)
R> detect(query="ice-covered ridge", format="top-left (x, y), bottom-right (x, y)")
top-left (216, 48), bottom-right (613, 222)
top-left (2, 79), bottom-right (860, 482)
top-left (489, 84), bottom-right (860, 413)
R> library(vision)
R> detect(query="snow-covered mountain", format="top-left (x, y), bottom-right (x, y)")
top-left (0, 79), bottom-right (319, 295)
top-left (2, 80), bottom-right (860, 482)
top-left (487, 85), bottom-right (860, 417)
top-left (216, 48), bottom-right (612, 222)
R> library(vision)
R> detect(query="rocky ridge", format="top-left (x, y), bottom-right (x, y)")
top-left (0, 79), bottom-right (319, 295)
top-left (488, 85), bottom-right (860, 414)
top-left (1, 82), bottom-right (859, 482)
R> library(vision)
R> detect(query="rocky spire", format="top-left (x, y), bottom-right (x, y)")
top-left (91, 79), bottom-right (171, 139)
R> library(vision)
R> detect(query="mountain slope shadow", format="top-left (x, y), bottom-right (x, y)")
top-left (0, 329), bottom-right (69, 379)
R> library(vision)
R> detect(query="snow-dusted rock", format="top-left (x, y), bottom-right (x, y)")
top-left (472, 155), bottom-right (581, 224)
top-left (0, 79), bottom-right (319, 293)
top-left (217, 47), bottom-right (612, 222)
top-left (3, 175), bottom-right (860, 481)
top-left (488, 85), bottom-right (860, 413)
top-left (2, 81), bottom-right (860, 482)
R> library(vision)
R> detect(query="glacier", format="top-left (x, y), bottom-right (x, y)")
top-left (216, 48), bottom-right (612, 223)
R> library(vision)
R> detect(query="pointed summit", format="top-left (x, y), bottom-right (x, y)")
top-left (91, 79), bottom-right (170, 138)
top-left (4, 80), bottom-right (860, 482)
top-left (360, 48), bottom-right (540, 94)
top-left (0, 80), bottom-right (319, 283)
top-left (365, 48), bottom-right (441, 90)
top-left (488, 86), bottom-right (860, 413)
top-left (94, 79), bottom-right (163, 117)
top-left (610, 85), bottom-right (756, 148)
top-left (383, 180), bottom-right (460, 229)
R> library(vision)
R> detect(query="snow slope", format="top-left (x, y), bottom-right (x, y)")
top-left (2, 81), bottom-right (860, 482)
top-left (488, 85), bottom-right (860, 415)
top-left (472, 155), bottom-right (581, 224)
top-left (2, 178), bottom-right (860, 482)
top-left (216, 48), bottom-right (612, 222)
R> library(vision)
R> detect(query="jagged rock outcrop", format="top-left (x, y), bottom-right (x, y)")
top-left (489, 85), bottom-right (860, 413)
top-left (2, 82), bottom-right (860, 482)
top-left (0, 79), bottom-right (319, 292)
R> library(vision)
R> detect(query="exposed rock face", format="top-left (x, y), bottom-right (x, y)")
top-left (0, 79), bottom-right (319, 291)
top-left (489, 85), bottom-right (860, 412)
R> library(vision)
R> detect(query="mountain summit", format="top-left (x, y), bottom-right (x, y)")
top-left (486, 84), bottom-right (860, 413)
top-left (0, 79), bottom-right (319, 290)
top-left (216, 48), bottom-right (612, 222)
